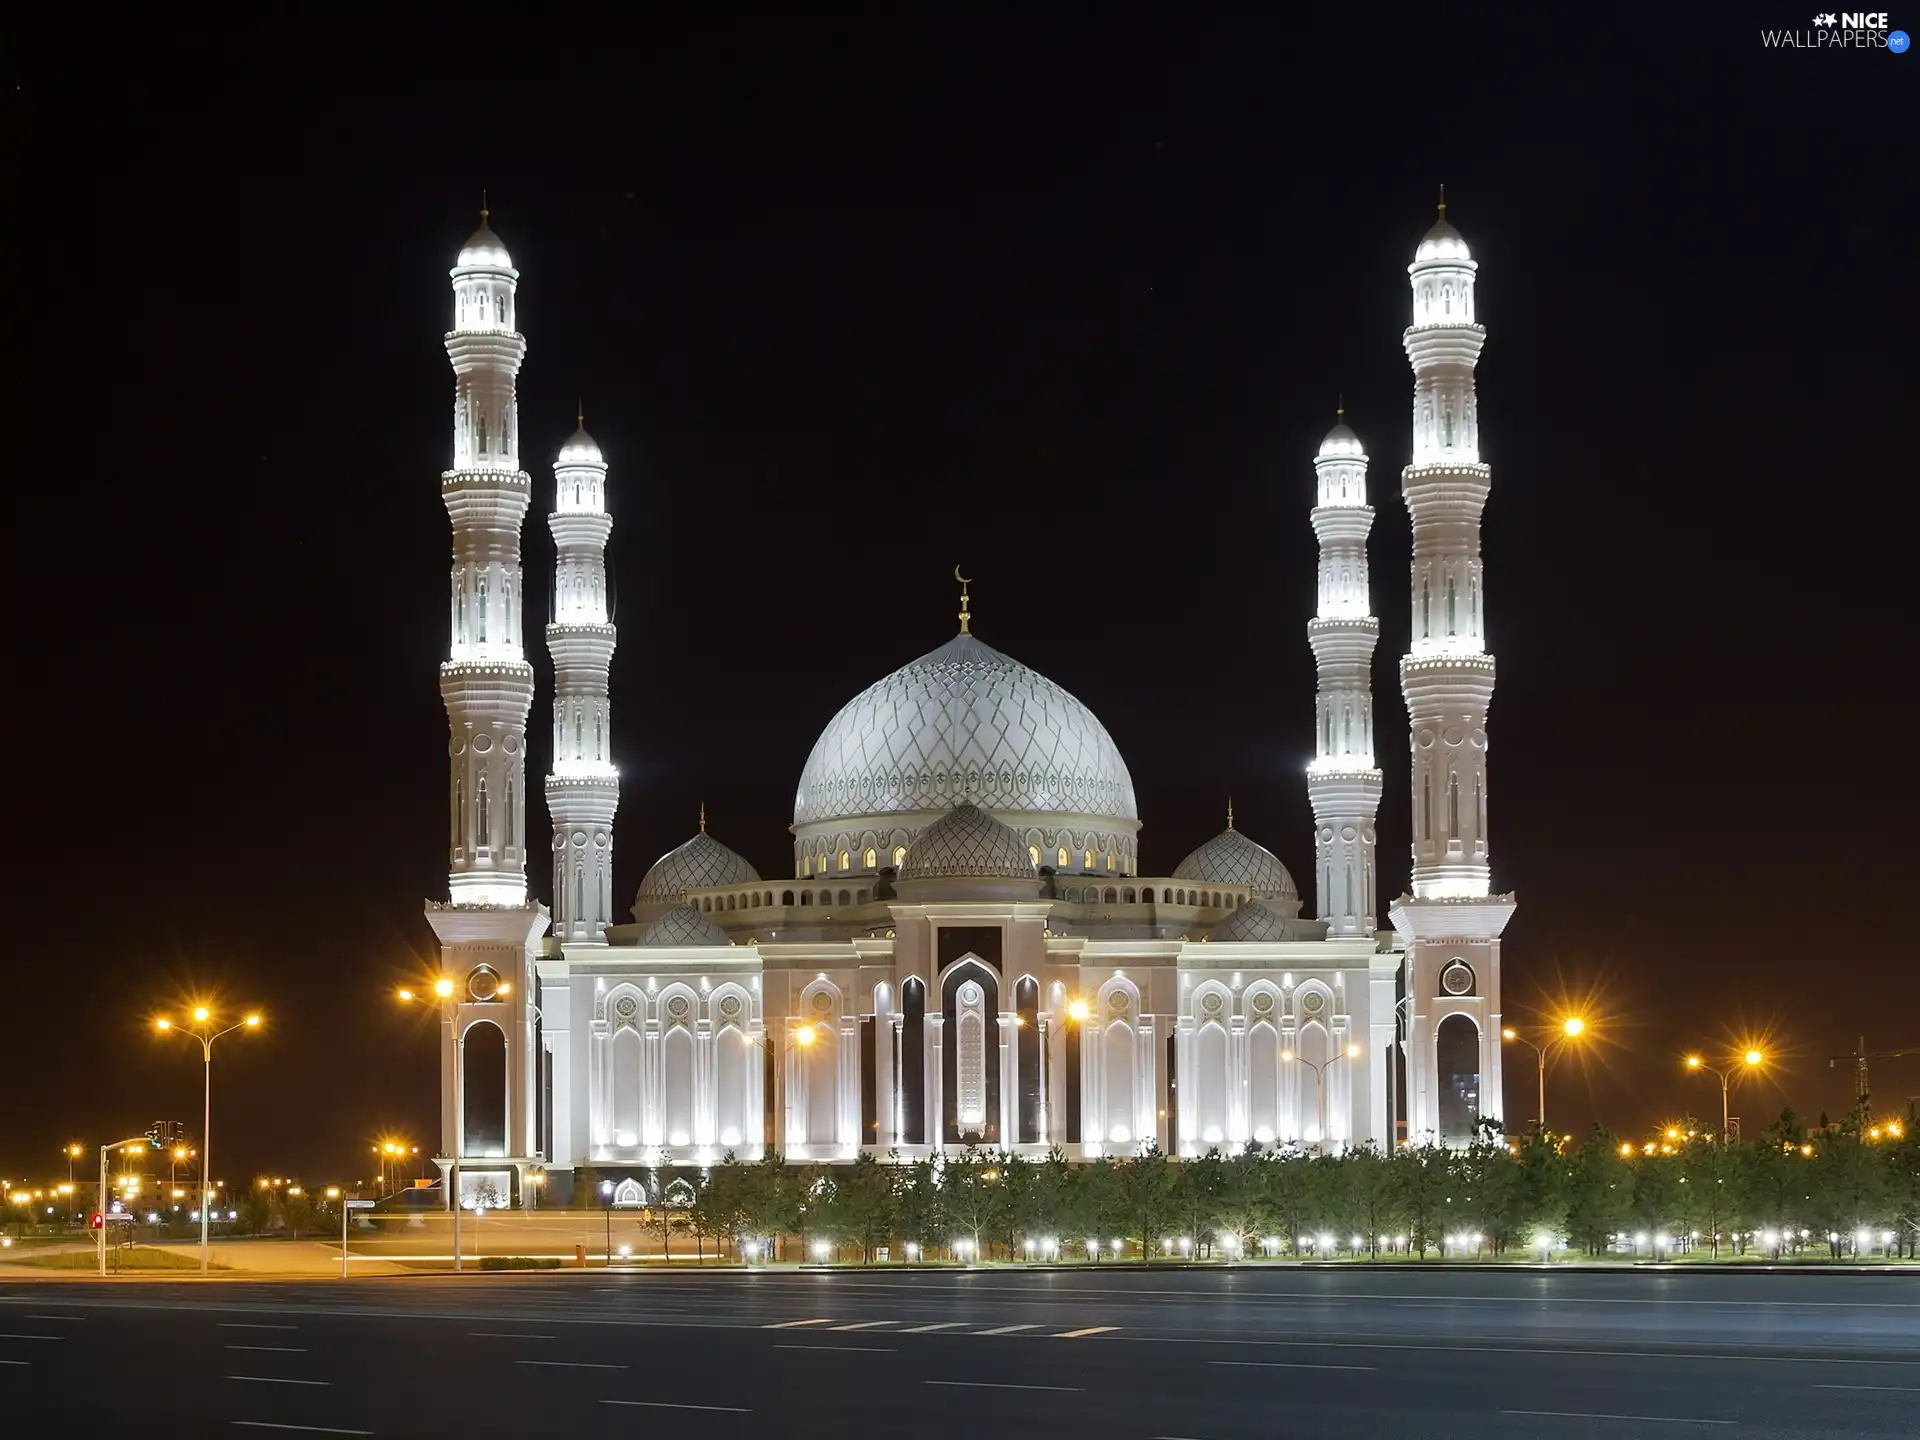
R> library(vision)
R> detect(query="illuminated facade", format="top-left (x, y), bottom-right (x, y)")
top-left (426, 202), bottom-right (1513, 1205)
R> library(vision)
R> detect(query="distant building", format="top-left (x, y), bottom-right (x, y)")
top-left (421, 200), bottom-right (1513, 1206)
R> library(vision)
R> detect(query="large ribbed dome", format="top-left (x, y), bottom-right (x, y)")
top-left (794, 632), bottom-right (1138, 831)
top-left (898, 803), bottom-right (1037, 883)
top-left (635, 828), bottom-right (760, 907)
top-left (1174, 825), bottom-right (1298, 903)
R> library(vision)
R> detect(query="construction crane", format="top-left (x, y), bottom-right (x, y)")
top-left (1827, 1037), bottom-right (1920, 1108)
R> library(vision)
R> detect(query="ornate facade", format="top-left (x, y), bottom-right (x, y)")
top-left (421, 201), bottom-right (1515, 1206)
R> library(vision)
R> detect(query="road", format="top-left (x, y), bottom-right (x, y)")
top-left (2, 1267), bottom-right (1916, 1437)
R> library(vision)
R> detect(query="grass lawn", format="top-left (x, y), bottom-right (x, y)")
top-left (5, 1246), bottom-right (227, 1271)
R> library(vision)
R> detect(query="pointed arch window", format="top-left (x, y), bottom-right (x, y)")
top-left (475, 775), bottom-right (491, 849)
top-left (1474, 774), bottom-right (1484, 837)
top-left (1446, 578), bottom-right (1457, 636)
top-left (1342, 705), bottom-right (1352, 754)
top-left (1421, 580), bottom-right (1431, 638)
top-left (1344, 864), bottom-right (1354, 917)
top-left (476, 576), bottom-right (489, 643)
top-left (1029, 844), bottom-right (1042, 868)
top-left (838, 850), bottom-right (850, 872)
top-left (1422, 773), bottom-right (1432, 841)
top-left (862, 847), bottom-right (877, 870)
top-left (593, 711), bottom-right (602, 760)
top-left (1447, 773), bottom-right (1460, 838)
top-left (1057, 846), bottom-right (1070, 869)
top-left (452, 774), bottom-right (463, 849)
top-left (892, 845), bottom-right (906, 867)
top-left (505, 773), bottom-right (516, 850)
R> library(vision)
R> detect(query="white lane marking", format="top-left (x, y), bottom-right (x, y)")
top-left (1211, 1359), bottom-right (1375, 1371)
top-left (763, 1317), bottom-right (836, 1329)
top-left (602, 1400), bottom-right (752, 1412)
top-left (517, 1359), bottom-right (626, 1369)
top-left (23, 1315), bottom-right (84, 1322)
top-left (1139, 1335), bottom-right (1920, 1366)
top-left (773, 1343), bottom-right (896, 1353)
top-left (225, 1345), bottom-right (308, 1353)
top-left (1813, 1383), bottom-right (1920, 1392)
top-left (828, 1320), bottom-right (896, 1331)
top-left (469, 1332), bottom-right (554, 1339)
top-left (1502, 1411), bottom-right (1732, 1426)
top-left (1053, 1326), bottom-right (1119, 1338)
top-left (925, 1380), bottom-right (1083, 1392)
top-left (233, 1426), bottom-right (375, 1435)
top-left (976, 1323), bottom-right (1040, 1335)
top-left (0, 1334), bottom-right (61, 1341)
top-left (219, 1323), bottom-right (298, 1331)
top-left (903, 1321), bottom-right (968, 1332)
top-left (228, 1376), bottom-right (330, 1387)
top-left (0, 1361), bottom-right (28, 1367)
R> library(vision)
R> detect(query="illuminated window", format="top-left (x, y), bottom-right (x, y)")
top-left (1083, 850), bottom-right (1095, 870)
top-left (475, 775), bottom-right (491, 849)
top-left (1446, 579), bottom-right (1457, 636)
top-left (862, 847), bottom-right (877, 870)
top-left (505, 774), bottom-right (515, 850)
top-left (1029, 845), bottom-right (1041, 867)
top-left (1343, 706), bottom-right (1352, 754)
top-left (892, 845), bottom-right (906, 867)
top-left (1057, 847), bottom-right (1070, 869)
top-left (802, 855), bottom-right (812, 877)
top-left (838, 850), bottom-right (850, 872)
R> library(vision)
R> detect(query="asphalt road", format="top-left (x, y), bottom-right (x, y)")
top-left (2, 1268), bottom-right (1916, 1437)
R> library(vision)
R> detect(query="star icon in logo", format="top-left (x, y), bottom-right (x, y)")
top-left (1813, 11), bottom-right (1836, 23)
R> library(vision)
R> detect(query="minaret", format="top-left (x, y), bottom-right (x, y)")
top-left (1390, 191), bottom-right (1513, 1146)
top-left (544, 410), bottom-right (620, 944)
top-left (439, 204), bottom-right (535, 905)
top-left (426, 206), bottom-right (550, 1206)
top-left (1306, 405), bottom-right (1384, 937)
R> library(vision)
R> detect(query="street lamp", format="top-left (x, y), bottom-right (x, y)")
top-left (154, 1007), bottom-right (262, 1273)
top-left (1685, 1049), bottom-right (1764, 1139)
top-left (398, 980), bottom-right (485, 1269)
top-left (1500, 1017), bottom-right (1587, 1130)
top-left (1281, 1043), bottom-right (1362, 1152)
top-left (600, 1179), bottom-right (615, 1266)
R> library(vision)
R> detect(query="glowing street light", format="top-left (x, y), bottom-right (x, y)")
top-left (153, 1005), bottom-right (263, 1273)
top-left (1066, 999), bottom-right (1091, 1022)
top-left (1501, 1018), bottom-right (1588, 1130)
top-left (1280, 1043), bottom-right (1362, 1153)
top-left (1684, 1048), bottom-right (1763, 1139)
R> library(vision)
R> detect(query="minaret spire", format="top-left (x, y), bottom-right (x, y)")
top-left (1390, 194), bottom-right (1515, 1148)
top-left (545, 412), bottom-right (620, 944)
top-left (1306, 405), bottom-right (1384, 937)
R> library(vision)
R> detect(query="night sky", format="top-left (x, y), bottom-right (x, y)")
top-left (11, 11), bottom-right (1914, 1186)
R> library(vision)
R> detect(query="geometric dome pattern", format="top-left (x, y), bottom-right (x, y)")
top-left (1208, 898), bottom-right (1292, 943)
top-left (635, 829), bottom-right (760, 907)
top-left (897, 802), bottom-right (1038, 884)
top-left (794, 631), bottom-right (1138, 830)
top-left (1173, 826), bottom-right (1299, 903)
top-left (639, 903), bottom-right (730, 948)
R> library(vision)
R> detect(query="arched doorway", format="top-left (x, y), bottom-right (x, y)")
top-left (1436, 1014), bottom-right (1481, 1145)
top-left (462, 1020), bottom-right (507, 1157)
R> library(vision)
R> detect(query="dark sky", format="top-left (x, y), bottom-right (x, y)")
top-left (10, 10), bottom-right (1915, 1187)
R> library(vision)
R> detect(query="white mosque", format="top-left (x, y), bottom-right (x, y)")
top-left (423, 200), bottom-right (1515, 1206)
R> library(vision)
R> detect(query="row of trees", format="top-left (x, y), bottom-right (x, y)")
top-left (581, 1105), bottom-right (1920, 1263)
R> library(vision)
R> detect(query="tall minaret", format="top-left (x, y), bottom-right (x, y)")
top-left (427, 207), bottom-right (550, 1205)
top-left (1306, 407), bottom-right (1384, 938)
top-left (440, 205), bottom-right (535, 905)
top-left (1390, 192), bottom-right (1513, 1146)
top-left (544, 412), bottom-right (620, 944)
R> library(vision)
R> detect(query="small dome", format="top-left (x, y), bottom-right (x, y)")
top-left (1318, 420), bottom-right (1364, 458)
top-left (1414, 212), bottom-right (1470, 263)
top-left (1210, 899), bottom-right (1293, 943)
top-left (898, 802), bottom-right (1037, 883)
top-left (636, 829), bottom-right (760, 907)
top-left (1173, 826), bottom-right (1298, 903)
top-left (456, 221), bottom-right (514, 270)
top-left (640, 903), bottom-right (729, 948)
top-left (557, 422), bottom-right (603, 465)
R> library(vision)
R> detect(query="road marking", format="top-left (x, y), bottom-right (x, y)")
top-left (763, 1317), bottom-right (836, 1329)
top-left (469, 1332), bottom-right (554, 1339)
top-left (1502, 1411), bottom-right (1731, 1426)
top-left (828, 1320), bottom-right (896, 1331)
top-left (602, 1400), bottom-right (753, 1412)
top-left (1813, 1383), bottom-right (1920, 1392)
top-left (228, 1376), bottom-right (331, 1387)
top-left (773, 1343), bottom-right (896, 1353)
top-left (0, 1335), bottom-right (61, 1342)
top-left (233, 1426), bottom-right (375, 1435)
top-left (22, 1315), bottom-right (84, 1322)
top-left (220, 1323), bottom-right (298, 1331)
top-left (1211, 1359), bottom-right (1375, 1371)
top-left (925, 1380), bottom-right (1083, 1393)
top-left (903, 1321), bottom-right (968, 1332)
top-left (0, 1361), bottom-right (27, 1367)
top-left (1137, 1335), bottom-right (1920, 1367)
top-left (976, 1323), bottom-right (1040, 1335)
top-left (1053, 1326), bottom-right (1119, 1338)
top-left (226, 1345), bottom-right (308, 1353)
top-left (517, 1359), bottom-right (626, 1369)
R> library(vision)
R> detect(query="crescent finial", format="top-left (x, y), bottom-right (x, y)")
top-left (954, 566), bottom-right (973, 634)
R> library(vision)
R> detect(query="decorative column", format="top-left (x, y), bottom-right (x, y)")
top-left (1389, 193), bottom-right (1514, 1145)
top-left (427, 208), bottom-right (551, 1204)
top-left (1307, 409), bottom-right (1386, 937)
top-left (545, 413), bottom-right (620, 945)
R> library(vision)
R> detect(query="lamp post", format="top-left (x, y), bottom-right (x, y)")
top-left (154, 1007), bottom-right (262, 1274)
top-left (600, 1179), bottom-right (614, 1266)
top-left (1500, 1016), bottom-right (1587, 1131)
top-left (1685, 1049), bottom-right (1763, 1139)
top-left (399, 979), bottom-right (470, 1270)
top-left (1282, 1043), bottom-right (1362, 1153)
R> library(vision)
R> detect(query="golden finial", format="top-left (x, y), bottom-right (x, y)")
top-left (1336, 393), bottom-right (1345, 419)
top-left (954, 565), bottom-right (973, 635)
top-left (1227, 796), bottom-right (1235, 831)
top-left (1436, 183), bottom-right (1446, 219)
top-left (576, 399), bottom-right (585, 428)
top-left (480, 189), bottom-right (490, 224)
top-left (698, 801), bottom-right (706, 834)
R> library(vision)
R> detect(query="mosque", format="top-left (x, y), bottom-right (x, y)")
top-left (423, 201), bottom-right (1514, 1206)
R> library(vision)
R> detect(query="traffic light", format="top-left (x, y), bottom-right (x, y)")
top-left (90, 1212), bottom-right (103, 1229)
top-left (144, 1121), bottom-right (187, 1150)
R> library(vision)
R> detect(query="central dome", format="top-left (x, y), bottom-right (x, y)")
top-left (793, 630), bottom-right (1139, 876)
